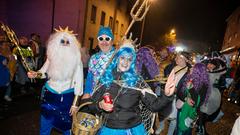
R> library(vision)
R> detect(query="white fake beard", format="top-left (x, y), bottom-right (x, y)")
top-left (46, 32), bottom-right (81, 81)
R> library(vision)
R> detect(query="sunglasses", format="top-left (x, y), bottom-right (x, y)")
top-left (97, 36), bottom-right (112, 42)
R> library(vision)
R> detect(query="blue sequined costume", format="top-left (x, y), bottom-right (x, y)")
top-left (41, 83), bottom-right (74, 132)
top-left (84, 47), bottom-right (115, 94)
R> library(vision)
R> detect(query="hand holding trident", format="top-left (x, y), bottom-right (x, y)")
top-left (124, 0), bottom-right (152, 36)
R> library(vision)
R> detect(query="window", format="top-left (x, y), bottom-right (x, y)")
top-left (120, 24), bottom-right (124, 36)
top-left (90, 5), bottom-right (97, 23)
top-left (109, 16), bottom-right (113, 29)
top-left (100, 11), bottom-right (106, 26)
top-left (115, 20), bottom-right (119, 35)
top-left (89, 37), bottom-right (94, 50)
top-left (228, 36), bottom-right (232, 42)
top-left (234, 33), bottom-right (238, 38)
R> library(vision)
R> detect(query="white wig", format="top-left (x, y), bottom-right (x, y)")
top-left (46, 31), bottom-right (81, 81)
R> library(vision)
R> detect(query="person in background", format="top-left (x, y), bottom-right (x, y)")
top-left (156, 51), bottom-right (191, 135)
top-left (176, 63), bottom-right (210, 135)
top-left (0, 40), bottom-right (16, 101)
top-left (80, 45), bottom-right (90, 79)
top-left (13, 36), bottom-right (35, 94)
top-left (0, 55), bottom-right (11, 104)
top-left (29, 33), bottom-right (40, 65)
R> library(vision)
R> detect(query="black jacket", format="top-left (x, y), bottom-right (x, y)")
top-left (83, 77), bottom-right (173, 129)
top-left (177, 85), bottom-right (208, 109)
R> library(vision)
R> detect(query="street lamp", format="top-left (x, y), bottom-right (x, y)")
top-left (170, 29), bottom-right (175, 35)
top-left (175, 46), bottom-right (184, 52)
top-left (169, 28), bottom-right (176, 44)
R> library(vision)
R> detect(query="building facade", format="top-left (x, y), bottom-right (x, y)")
top-left (222, 7), bottom-right (240, 51)
top-left (83, 0), bottom-right (130, 49)
top-left (0, 0), bottom-right (86, 43)
top-left (0, 0), bottom-right (131, 50)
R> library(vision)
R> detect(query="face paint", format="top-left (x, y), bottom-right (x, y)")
top-left (117, 54), bottom-right (133, 72)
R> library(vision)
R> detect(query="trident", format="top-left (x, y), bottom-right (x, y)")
top-left (124, 0), bottom-right (151, 36)
top-left (0, 23), bottom-right (33, 72)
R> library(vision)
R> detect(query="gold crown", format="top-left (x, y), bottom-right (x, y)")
top-left (119, 33), bottom-right (140, 51)
top-left (54, 26), bottom-right (77, 36)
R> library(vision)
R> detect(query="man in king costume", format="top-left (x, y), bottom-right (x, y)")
top-left (28, 27), bottom-right (83, 135)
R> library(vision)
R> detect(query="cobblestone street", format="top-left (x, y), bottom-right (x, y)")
top-left (0, 90), bottom-right (239, 135)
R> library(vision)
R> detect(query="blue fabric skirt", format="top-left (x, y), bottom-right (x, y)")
top-left (98, 123), bottom-right (147, 135)
top-left (41, 85), bottom-right (74, 131)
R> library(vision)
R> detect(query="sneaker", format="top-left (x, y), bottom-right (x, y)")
top-left (4, 96), bottom-right (12, 102)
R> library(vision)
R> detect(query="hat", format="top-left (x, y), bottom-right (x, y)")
top-left (200, 51), bottom-right (227, 73)
top-left (119, 33), bottom-right (138, 51)
top-left (97, 26), bottom-right (114, 39)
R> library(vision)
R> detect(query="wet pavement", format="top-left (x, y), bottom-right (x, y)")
top-left (0, 84), bottom-right (239, 135)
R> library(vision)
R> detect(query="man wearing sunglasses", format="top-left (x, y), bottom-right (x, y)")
top-left (82, 26), bottom-right (115, 99)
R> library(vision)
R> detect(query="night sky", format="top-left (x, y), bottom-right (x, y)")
top-left (139, 0), bottom-right (240, 51)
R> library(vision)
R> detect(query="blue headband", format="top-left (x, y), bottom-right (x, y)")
top-left (97, 26), bottom-right (114, 39)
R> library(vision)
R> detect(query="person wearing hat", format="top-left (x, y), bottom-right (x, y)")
top-left (82, 26), bottom-right (115, 99)
top-left (156, 51), bottom-right (192, 135)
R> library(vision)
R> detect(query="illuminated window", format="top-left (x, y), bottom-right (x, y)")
top-left (234, 33), bottom-right (238, 38)
top-left (100, 11), bottom-right (106, 26)
top-left (109, 16), bottom-right (113, 29)
top-left (89, 37), bottom-right (94, 50)
top-left (120, 24), bottom-right (124, 36)
top-left (115, 20), bottom-right (119, 35)
top-left (228, 36), bottom-right (232, 42)
top-left (90, 5), bottom-right (97, 23)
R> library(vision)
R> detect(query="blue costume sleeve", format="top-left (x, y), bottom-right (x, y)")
top-left (84, 71), bottom-right (94, 94)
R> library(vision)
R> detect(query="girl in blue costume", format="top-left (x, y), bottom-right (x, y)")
top-left (81, 37), bottom-right (175, 135)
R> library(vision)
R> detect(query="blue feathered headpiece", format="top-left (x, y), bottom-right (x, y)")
top-left (97, 26), bottom-right (114, 39)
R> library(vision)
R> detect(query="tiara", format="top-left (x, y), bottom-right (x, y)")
top-left (119, 33), bottom-right (140, 51)
top-left (54, 26), bottom-right (77, 36)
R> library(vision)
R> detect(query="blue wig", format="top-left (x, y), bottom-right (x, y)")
top-left (100, 47), bottom-right (139, 87)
